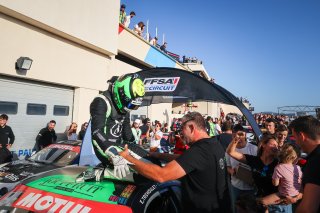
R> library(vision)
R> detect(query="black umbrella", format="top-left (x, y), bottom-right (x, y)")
top-left (136, 67), bottom-right (262, 140)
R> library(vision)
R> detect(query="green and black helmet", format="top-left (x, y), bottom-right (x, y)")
top-left (112, 73), bottom-right (145, 113)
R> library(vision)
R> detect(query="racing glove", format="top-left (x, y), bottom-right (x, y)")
top-left (105, 146), bottom-right (131, 179)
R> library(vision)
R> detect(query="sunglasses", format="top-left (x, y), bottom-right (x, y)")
top-left (179, 118), bottom-right (195, 132)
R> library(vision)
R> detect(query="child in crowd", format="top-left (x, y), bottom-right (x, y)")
top-left (259, 143), bottom-right (303, 209)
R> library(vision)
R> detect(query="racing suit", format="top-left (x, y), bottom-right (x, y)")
top-left (90, 90), bottom-right (149, 178)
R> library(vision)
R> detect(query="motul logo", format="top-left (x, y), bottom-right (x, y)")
top-left (16, 192), bottom-right (91, 212)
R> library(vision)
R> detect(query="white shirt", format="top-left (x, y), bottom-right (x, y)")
top-left (214, 123), bottom-right (222, 135)
top-left (124, 15), bottom-right (131, 28)
top-left (226, 142), bottom-right (258, 190)
top-left (149, 130), bottom-right (163, 148)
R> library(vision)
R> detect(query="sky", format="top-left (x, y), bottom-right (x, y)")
top-left (123, 0), bottom-right (320, 113)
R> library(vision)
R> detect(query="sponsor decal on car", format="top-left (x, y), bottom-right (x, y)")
top-left (20, 171), bottom-right (34, 177)
top-left (48, 144), bottom-right (81, 153)
top-left (139, 184), bottom-right (157, 204)
top-left (144, 77), bottom-right (180, 92)
top-left (5, 173), bottom-right (19, 182)
top-left (5, 185), bottom-right (132, 213)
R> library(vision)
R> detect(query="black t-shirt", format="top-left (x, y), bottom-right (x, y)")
top-left (176, 138), bottom-right (230, 213)
top-left (302, 144), bottom-right (320, 213)
top-left (36, 128), bottom-right (57, 148)
top-left (0, 125), bottom-right (15, 146)
top-left (244, 154), bottom-right (278, 196)
top-left (216, 133), bottom-right (233, 151)
top-left (140, 125), bottom-right (149, 135)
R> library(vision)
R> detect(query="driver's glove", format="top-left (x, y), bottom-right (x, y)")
top-left (105, 146), bottom-right (131, 179)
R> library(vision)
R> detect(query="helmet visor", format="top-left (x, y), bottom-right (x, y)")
top-left (125, 97), bottom-right (143, 111)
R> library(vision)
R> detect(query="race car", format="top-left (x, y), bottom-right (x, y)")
top-left (0, 140), bottom-right (81, 197)
top-left (0, 165), bottom-right (182, 213)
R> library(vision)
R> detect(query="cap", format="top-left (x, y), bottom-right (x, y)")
top-left (121, 4), bottom-right (126, 8)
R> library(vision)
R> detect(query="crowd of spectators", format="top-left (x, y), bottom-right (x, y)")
top-left (119, 3), bottom-right (198, 64)
top-left (182, 55), bottom-right (203, 64)
top-left (130, 112), bottom-right (320, 212)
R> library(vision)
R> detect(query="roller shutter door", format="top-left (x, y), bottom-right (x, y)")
top-left (0, 76), bottom-right (74, 159)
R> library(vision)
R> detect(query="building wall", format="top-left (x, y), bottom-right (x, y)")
top-left (0, 0), bottom-right (119, 55)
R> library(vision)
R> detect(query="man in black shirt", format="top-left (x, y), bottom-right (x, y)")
top-left (0, 114), bottom-right (15, 163)
top-left (289, 116), bottom-right (320, 213)
top-left (120, 112), bottom-right (231, 213)
top-left (35, 120), bottom-right (57, 151)
top-left (216, 121), bottom-right (233, 151)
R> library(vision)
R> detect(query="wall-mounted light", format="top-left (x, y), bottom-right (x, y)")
top-left (16, 57), bottom-right (33, 71)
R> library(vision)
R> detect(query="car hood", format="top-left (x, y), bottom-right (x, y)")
top-left (0, 160), bottom-right (59, 183)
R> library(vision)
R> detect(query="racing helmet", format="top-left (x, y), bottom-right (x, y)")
top-left (112, 73), bottom-right (145, 113)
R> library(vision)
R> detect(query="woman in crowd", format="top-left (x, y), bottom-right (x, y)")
top-left (66, 122), bottom-right (78, 140)
top-left (133, 21), bottom-right (145, 36)
top-left (227, 135), bottom-right (292, 213)
top-left (147, 122), bottom-right (163, 152)
top-left (259, 143), bottom-right (303, 209)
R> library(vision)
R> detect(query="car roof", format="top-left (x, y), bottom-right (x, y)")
top-left (54, 140), bottom-right (82, 146)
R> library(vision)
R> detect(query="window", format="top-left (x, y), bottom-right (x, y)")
top-left (54, 105), bottom-right (69, 116)
top-left (0, 101), bottom-right (18, 114)
top-left (27, 103), bottom-right (46, 115)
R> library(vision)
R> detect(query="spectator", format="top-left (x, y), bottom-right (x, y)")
top-left (123, 11), bottom-right (135, 28)
top-left (131, 119), bottom-right (142, 145)
top-left (147, 122), bottom-right (163, 152)
top-left (160, 42), bottom-right (168, 53)
top-left (206, 116), bottom-right (215, 137)
top-left (226, 124), bottom-right (257, 213)
top-left (35, 120), bottom-right (57, 151)
top-left (214, 117), bottom-right (222, 135)
top-left (220, 108), bottom-right (225, 121)
top-left (78, 122), bottom-right (88, 140)
top-left (0, 114), bottom-right (14, 164)
top-left (259, 143), bottom-right (302, 210)
top-left (289, 116), bottom-right (320, 213)
top-left (66, 122), bottom-right (78, 140)
top-left (263, 118), bottom-right (277, 137)
top-left (216, 121), bottom-right (233, 151)
top-left (161, 122), bottom-right (169, 133)
top-left (149, 36), bottom-right (158, 46)
top-left (119, 4), bottom-right (126, 24)
top-left (227, 135), bottom-right (291, 212)
top-left (133, 21), bottom-right (145, 36)
top-left (169, 125), bottom-right (189, 155)
top-left (120, 111), bottom-right (231, 212)
top-left (140, 118), bottom-right (151, 136)
top-left (276, 124), bottom-right (289, 148)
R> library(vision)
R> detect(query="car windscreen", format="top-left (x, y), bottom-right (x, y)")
top-left (29, 146), bottom-right (79, 166)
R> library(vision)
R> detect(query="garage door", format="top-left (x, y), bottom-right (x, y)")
top-left (0, 76), bottom-right (74, 159)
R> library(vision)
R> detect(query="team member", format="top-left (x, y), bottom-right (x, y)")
top-left (35, 120), bottom-right (57, 151)
top-left (120, 112), bottom-right (231, 212)
top-left (0, 114), bottom-right (15, 163)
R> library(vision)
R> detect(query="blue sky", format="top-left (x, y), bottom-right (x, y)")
top-left (123, 0), bottom-right (320, 113)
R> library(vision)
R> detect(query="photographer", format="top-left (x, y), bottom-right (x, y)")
top-left (147, 122), bottom-right (163, 152)
top-left (169, 126), bottom-right (189, 154)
